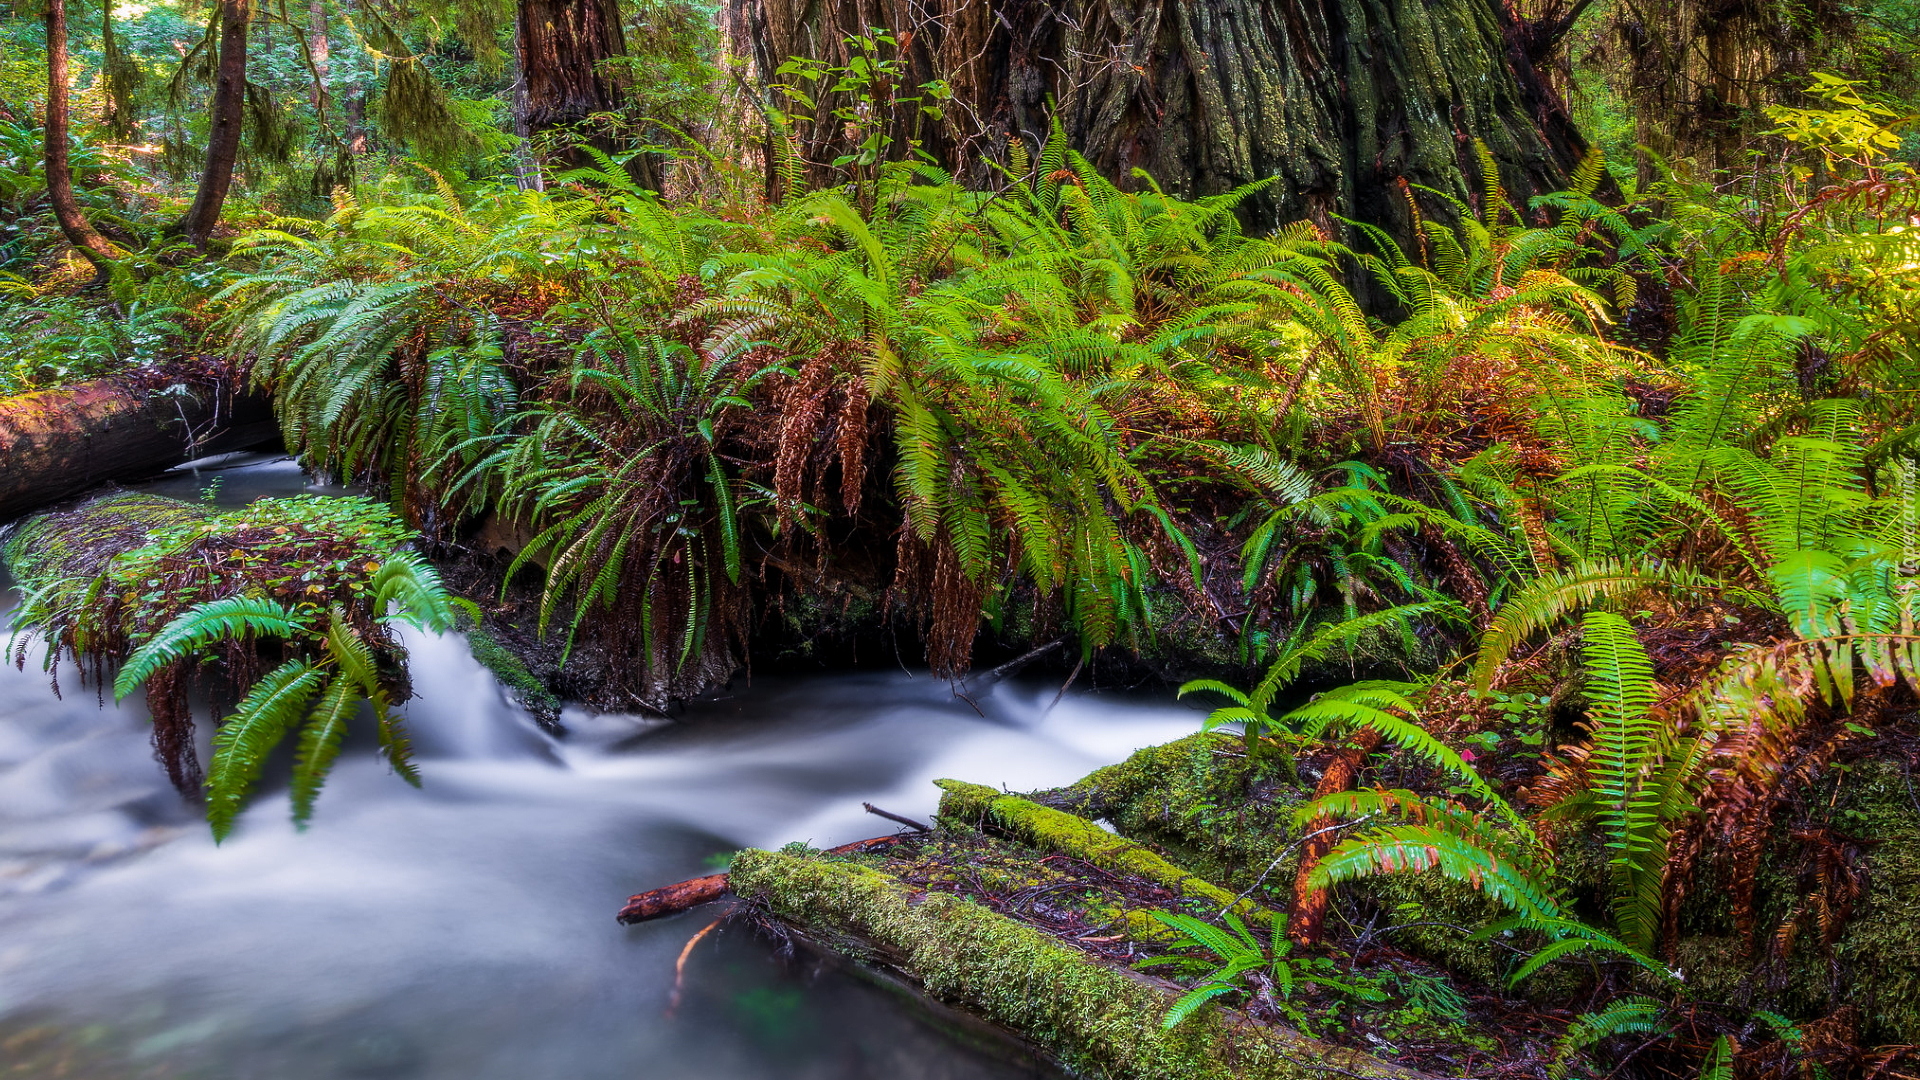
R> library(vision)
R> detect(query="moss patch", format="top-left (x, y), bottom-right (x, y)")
top-left (1830, 759), bottom-right (1920, 1044)
top-left (936, 779), bottom-right (1277, 928)
top-left (461, 621), bottom-right (563, 727)
top-left (729, 848), bottom-right (1423, 1080)
top-left (1042, 732), bottom-right (1308, 889)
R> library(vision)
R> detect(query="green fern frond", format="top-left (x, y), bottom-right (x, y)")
top-left (291, 675), bottom-right (362, 828)
top-left (206, 660), bottom-right (325, 841)
top-left (115, 597), bottom-right (310, 700)
top-left (1474, 560), bottom-right (1723, 689)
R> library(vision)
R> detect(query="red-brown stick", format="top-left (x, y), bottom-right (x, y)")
top-left (616, 834), bottom-right (907, 923)
top-left (1286, 729), bottom-right (1383, 946)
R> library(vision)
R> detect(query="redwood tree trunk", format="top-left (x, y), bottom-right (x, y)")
top-left (45, 0), bottom-right (119, 267)
top-left (515, 0), bottom-right (630, 172)
top-left (725, 0), bottom-right (1584, 239)
top-left (177, 0), bottom-right (252, 246)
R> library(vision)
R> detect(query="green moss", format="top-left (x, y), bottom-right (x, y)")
top-left (1043, 732), bottom-right (1304, 889)
top-left (729, 848), bottom-right (1420, 1080)
top-left (935, 780), bottom-right (1276, 927)
top-left (462, 624), bottom-right (562, 724)
top-left (1831, 759), bottom-right (1920, 1044)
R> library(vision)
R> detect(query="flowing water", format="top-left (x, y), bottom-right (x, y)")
top-left (0, 458), bottom-right (1204, 1079)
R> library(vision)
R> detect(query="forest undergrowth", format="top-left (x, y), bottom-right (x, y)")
top-left (4, 59), bottom-right (1920, 1080)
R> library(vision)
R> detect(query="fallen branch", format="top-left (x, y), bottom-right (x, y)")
top-left (862, 802), bottom-right (931, 832)
top-left (617, 833), bottom-right (908, 924)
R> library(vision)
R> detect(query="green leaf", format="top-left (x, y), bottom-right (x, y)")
top-left (206, 661), bottom-right (325, 841)
top-left (291, 676), bottom-right (362, 827)
top-left (115, 597), bottom-right (309, 701)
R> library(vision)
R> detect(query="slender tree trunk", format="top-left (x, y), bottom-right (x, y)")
top-left (176, 0), bottom-right (252, 246)
top-left (515, 0), bottom-right (630, 172)
top-left (45, 0), bottom-right (119, 268)
top-left (307, 0), bottom-right (329, 113)
top-left (100, 0), bottom-right (138, 142)
top-left (508, 21), bottom-right (545, 191)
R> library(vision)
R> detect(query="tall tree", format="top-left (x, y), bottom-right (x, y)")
top-left (515, 0), bottom-right (631, 171)
top-left (307, 0), bottom-right (330, 114)
top-left (176, 0), bottom-right (253, 245)
top-left (45, 0), bottom-right (120, 267)
top-left (725, 0), bottom-right (1585, 240)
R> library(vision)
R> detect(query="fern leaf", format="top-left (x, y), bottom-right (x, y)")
top-left (1310, 823), bottom-right (1562, 921)
top-left (1474, 560), bottom-right (1721, 689)
top-left (291, 675), bottom-right (362, 827)
top-left (116, 597), bottom-right (310, 700)
top-left (206, 660), bottom-right (325, 841)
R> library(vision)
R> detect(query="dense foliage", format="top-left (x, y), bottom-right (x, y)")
top-left (1, 0), bottom-right (1919, 1076)
top-left (5, 492), bottom-right (459, 836)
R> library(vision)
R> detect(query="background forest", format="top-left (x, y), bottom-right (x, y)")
top-left (4, 0), bottom-right (1920, 1077)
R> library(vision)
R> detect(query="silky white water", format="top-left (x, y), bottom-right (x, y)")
top-left (0, 458), bottom-right (1203, 1079)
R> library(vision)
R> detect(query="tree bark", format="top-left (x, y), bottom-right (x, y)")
top-left (176, 0), bottom-right (252, 246)
top-left (45, 0), bottom-right (120, 268)
top-left (515, 0), bottom-right (630, 172)
top-left (307, 0), bottom-right (329, 113)
top-left (0, 380), bottom-right (277, 522)
top-left (724, 0), bottom-right (1585, 240)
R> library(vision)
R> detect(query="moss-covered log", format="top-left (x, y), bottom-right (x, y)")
top-left (0, 378), bottom-right (275, 522)
top-left (728, 848), bottom-right (1426, 1080)
top-left (724, 0), bottom-right (1584, 238)
top-left (935, 778), bottom-right (1273, 928)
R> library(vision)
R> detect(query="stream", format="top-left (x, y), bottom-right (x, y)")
top-left (0, 457), bottom-right (1204, 1079)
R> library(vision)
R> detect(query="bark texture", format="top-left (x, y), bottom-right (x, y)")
top-left (177, 0), bottom-right (252, 245)
top-left (45, 0), bottom-right (119, 267)
top-left (725, 0), bottom-right (1584, 236)
top-left (0, 380), bottom-right (276, 522)
top-left (515, 0), bottom-right (631, 171)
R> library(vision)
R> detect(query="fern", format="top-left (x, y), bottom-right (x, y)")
top-left (205, 660), bottom-right (325, 841)
top-left (1473, 560), bottom-right (1725, 689)
top-left (1576, 612), bottom-right (1679, 953)
top-left (114, 597), bottom-right (310, 700)
top-left (1549, 997), bottom-right (1669, 1080)
top-left (1310, 823), bottom-right (1562, 922)
top-left (291, 675), bottom-right (361, 827)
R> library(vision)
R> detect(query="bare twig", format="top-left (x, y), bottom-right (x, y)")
top-left (862, 802), bottom-right (931, 832)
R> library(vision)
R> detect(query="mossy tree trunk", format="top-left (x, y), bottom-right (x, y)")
top-left (725, 0), bottom-right (1585, 238)
top-left (176, 0), bottom-right (252, 246)
top-left (45, 0), bottom-right (119, 268)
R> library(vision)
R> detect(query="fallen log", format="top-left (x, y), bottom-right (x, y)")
top-left (617, 833), bottom-right (907, 924)
top-left (728, 848), bottom-right (1430, 1080)
top-left (0, 376), bottom-right (277, 521)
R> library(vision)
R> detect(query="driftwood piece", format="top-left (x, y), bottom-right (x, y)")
top-left (616, 833), bottom-right (907, 924)
top-left (0, 378), bottom-right (276, 522)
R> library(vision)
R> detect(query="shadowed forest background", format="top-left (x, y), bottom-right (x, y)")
top-left (3, 0), bottom-right (1920, 1075)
